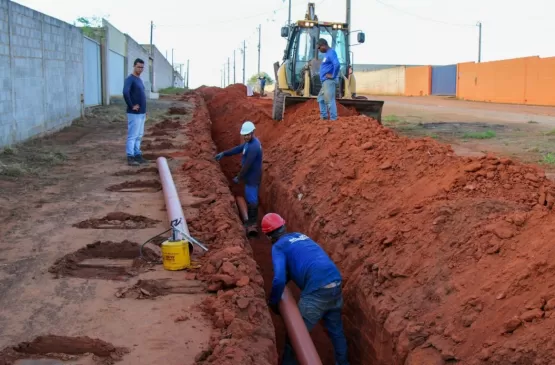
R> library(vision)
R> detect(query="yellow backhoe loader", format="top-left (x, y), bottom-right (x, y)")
top-left (273, 3), bottom-right (384, 123)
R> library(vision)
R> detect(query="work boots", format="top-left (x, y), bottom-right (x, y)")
top-left (246, 204), bottom-right (259, 237)
top-left (127, 156), bottom-right (139, 166)
top-left (135, 154), bottom-right (149, 164)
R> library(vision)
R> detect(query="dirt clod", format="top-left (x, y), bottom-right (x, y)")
top-left (0, 335), bottom-right (128, 365)
top-left (48, 240), bottom-right (159, 280)
top-left (105, 179), bottom-right (162, 193)
top-left (73, 212), bottom-right (160, 229)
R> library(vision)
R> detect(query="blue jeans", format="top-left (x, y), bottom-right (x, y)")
top-left (282, 284), bottom-right (349, 365)
top-left (126, 113), bottom-right (146, 157)
top-left (317, 79), bottom-right (338, 121)
top-left (245, 184), bottom-right (259, 205)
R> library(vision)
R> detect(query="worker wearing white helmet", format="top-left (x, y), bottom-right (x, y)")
top-left (215, 121), bottom-right (263, 234)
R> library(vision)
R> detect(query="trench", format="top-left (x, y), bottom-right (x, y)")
top-left (211, 130), bottom-right (345, 364)
top-left (201, 87), bottom-right (409, 364)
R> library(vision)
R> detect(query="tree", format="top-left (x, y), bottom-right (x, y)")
top-left (248, 72), bottom-right (274, 86)
top-left (75, 16), bottom-right (105, 40)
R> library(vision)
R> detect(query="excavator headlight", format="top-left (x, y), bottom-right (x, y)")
top-left (337, 24), bottom-right (342, 29)
top-left (304, 22), bottom-right (310, 26)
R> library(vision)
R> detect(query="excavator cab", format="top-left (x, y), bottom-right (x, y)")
top-left (273, 3), bottom-right (384, 123)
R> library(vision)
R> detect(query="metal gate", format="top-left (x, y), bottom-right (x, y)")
top-left (431, 65), bottom-right (457, 96)
top-left (83, 37), bottom-right (101, 106)
top-left (109, 50), bottom-right (125, 97)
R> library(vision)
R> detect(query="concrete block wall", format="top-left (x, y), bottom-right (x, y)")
top-left (0, 0), bottom-right (83, 148)
top-left (125, 34), bottom-right (150, 97)
top-left (0, 0), bottom-right (14, 146)
top-left (142, 44), bottom-right (174, 92)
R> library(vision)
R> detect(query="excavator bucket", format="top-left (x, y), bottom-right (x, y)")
top-left (283, 95), bottom-right (385, 124)
top-left (336, 97), bottom-right (384, 124)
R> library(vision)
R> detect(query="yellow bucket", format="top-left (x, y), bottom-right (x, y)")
top-left (161, 239), bottom-right (191, 271)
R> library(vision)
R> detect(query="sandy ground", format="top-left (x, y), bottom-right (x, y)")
top-left (0, 99), bottom-right (212, 364)
top-left (359, 95), bottom-right (555, 179)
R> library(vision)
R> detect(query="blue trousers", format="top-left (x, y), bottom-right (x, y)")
top-left (317, 79), bottom-right (338, 121)
top-left (282, 284), bottom-right (349, 365)
top-left (126, 113), bottom-right (146, 157)
top-left (245, 184), bottom-right (259, 205)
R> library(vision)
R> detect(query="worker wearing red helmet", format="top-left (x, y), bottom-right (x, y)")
top-left (261, 213), bottom-right (349, 365)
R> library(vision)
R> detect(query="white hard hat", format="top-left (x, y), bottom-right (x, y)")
top-left (240, 121), bottom-right (256, 135)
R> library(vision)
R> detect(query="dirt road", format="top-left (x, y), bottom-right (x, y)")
top-left (0, 100), bottom-right (213, 364)
top-left (360, 95), bottom-right (555, 178)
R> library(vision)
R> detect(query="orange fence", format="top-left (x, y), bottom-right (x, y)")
top-left (456, 56), bottom-right (555, 106)
top-left (404, 66), bottom-right (431, 96)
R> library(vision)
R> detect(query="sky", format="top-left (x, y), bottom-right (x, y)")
top-left (13, 0), bottom-right (555, 89)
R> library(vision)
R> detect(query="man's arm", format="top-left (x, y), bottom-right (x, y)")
top-left (122, 77), bottom-right (134, 109)
top-left (237, 144), bottom-right (258, 179)
top-left (269, 246), bottom-right (287, 306)
top-left (222, 143), bottom-right (245, 157)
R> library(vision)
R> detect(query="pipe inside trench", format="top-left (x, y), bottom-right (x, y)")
top-left (235, 195), bottom-right (322, 365)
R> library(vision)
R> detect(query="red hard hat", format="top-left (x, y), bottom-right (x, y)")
top-left (261, 213), bottom-right (286, 234)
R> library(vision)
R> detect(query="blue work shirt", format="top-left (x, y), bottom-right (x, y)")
top-left (123, 74), bottom-right (147, 114)
top-left (259, 77), bottom-right (266, 87)
top-left (223, 137), bottom-right (263, 186)
top-left (269, 232), bottom-right (342, 305)
top-left (319, 48), bottom-right (340, 83)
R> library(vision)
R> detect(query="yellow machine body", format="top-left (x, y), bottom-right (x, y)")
top-left (161, 239), bottom-right (191, 271)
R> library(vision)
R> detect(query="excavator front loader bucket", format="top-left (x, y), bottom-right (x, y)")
top-left (336, 98), bottom-right (384, 124)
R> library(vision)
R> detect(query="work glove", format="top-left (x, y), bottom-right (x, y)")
top-left (232, 176), bottom-right (240, 184)
top-left (215, 152), bottom-right (224, 161)
top-left (268, 301), bottom-right (280, 316)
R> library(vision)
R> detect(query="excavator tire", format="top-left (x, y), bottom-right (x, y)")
top-left (272, 89), bottom-right (285, 121)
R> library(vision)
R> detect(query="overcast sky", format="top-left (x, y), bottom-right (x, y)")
top-left (13, 0), bottom-right (555, 88)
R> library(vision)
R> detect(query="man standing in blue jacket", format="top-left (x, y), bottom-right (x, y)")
top-left (122, 58), bottom-right (147, 166)
top-left (215, 121), bottom-right (263, 233)
top-left (261, 213), bottom-right (350, 365)
top-left (317, 38), bottom-right (341, 121)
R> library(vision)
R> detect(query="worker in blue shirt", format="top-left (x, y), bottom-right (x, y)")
top-left (261, 213), bottom-right (349, 365)
top-left (215, 121), bottom-right (263, 234)
top-left (317, 38), bottom-right (340, 121)
top-left (258, 75), bottom-right (267, 96)
top-left (122, 58), bottom-right (148, 166)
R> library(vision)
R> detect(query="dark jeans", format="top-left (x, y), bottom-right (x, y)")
top-left (282, 284), bottom-right (349, 365)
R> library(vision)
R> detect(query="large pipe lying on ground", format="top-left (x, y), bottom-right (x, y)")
top-left (157, 157), bottom-right (190, 238)
top-left (280, 286), bottom-right (323, 365)
top-left (235, 195), bottom-right (249, 223)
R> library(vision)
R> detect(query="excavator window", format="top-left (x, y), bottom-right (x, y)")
top-left (318, 28), bottom-right (348, 77)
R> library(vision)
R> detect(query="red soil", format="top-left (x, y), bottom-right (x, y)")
top-left (197, 84), bottom-right (555, 365)
top-left (177, 94), bottom-right (276, 365)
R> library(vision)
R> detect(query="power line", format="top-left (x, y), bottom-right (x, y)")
top-left (374, 0), bottom-right (474, 28)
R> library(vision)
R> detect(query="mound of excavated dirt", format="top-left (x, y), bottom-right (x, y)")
top-left (175, 94), bottom-right (276, 365)
top-left (201, 87), bottom-right (555, 365)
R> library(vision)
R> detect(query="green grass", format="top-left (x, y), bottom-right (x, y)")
top-left (0, 161), bottom-right (29, 177)
top-left (462, 130), bottom-right (497, 139)
top-left (383, 114), bottom-right (400, 123)
top-left (545, 129), bottom-right (555, 136)
top-left (541, 153), bottom-right (555, 165)
top-left (158, 87), bottom-right (188, 95)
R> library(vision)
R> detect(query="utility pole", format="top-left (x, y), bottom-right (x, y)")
top-left (227, 57), bottom-right (230, 86)
top-left (257, 24), bottom-right (261, 74)
top-left (233, 50), bottom-right (236, 84)
top-left (242, 40), bottom-right (246, 84)
top-left (149, 21), bottom-right (154, 92)
top-left (186, 59), bottom-right (189, 88)
top-left (149, 21), bottom-right (153, 55)
top-left (346, 0), bottom-right (351, 65)
top-left (223, 63), bottom-right (226, 87)
top-left (288, 0), bottom-right (291, 25)
top-left (477, 21), bottom-right (482, 63)
top-left (171, 49), bottom-right (174, 68)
